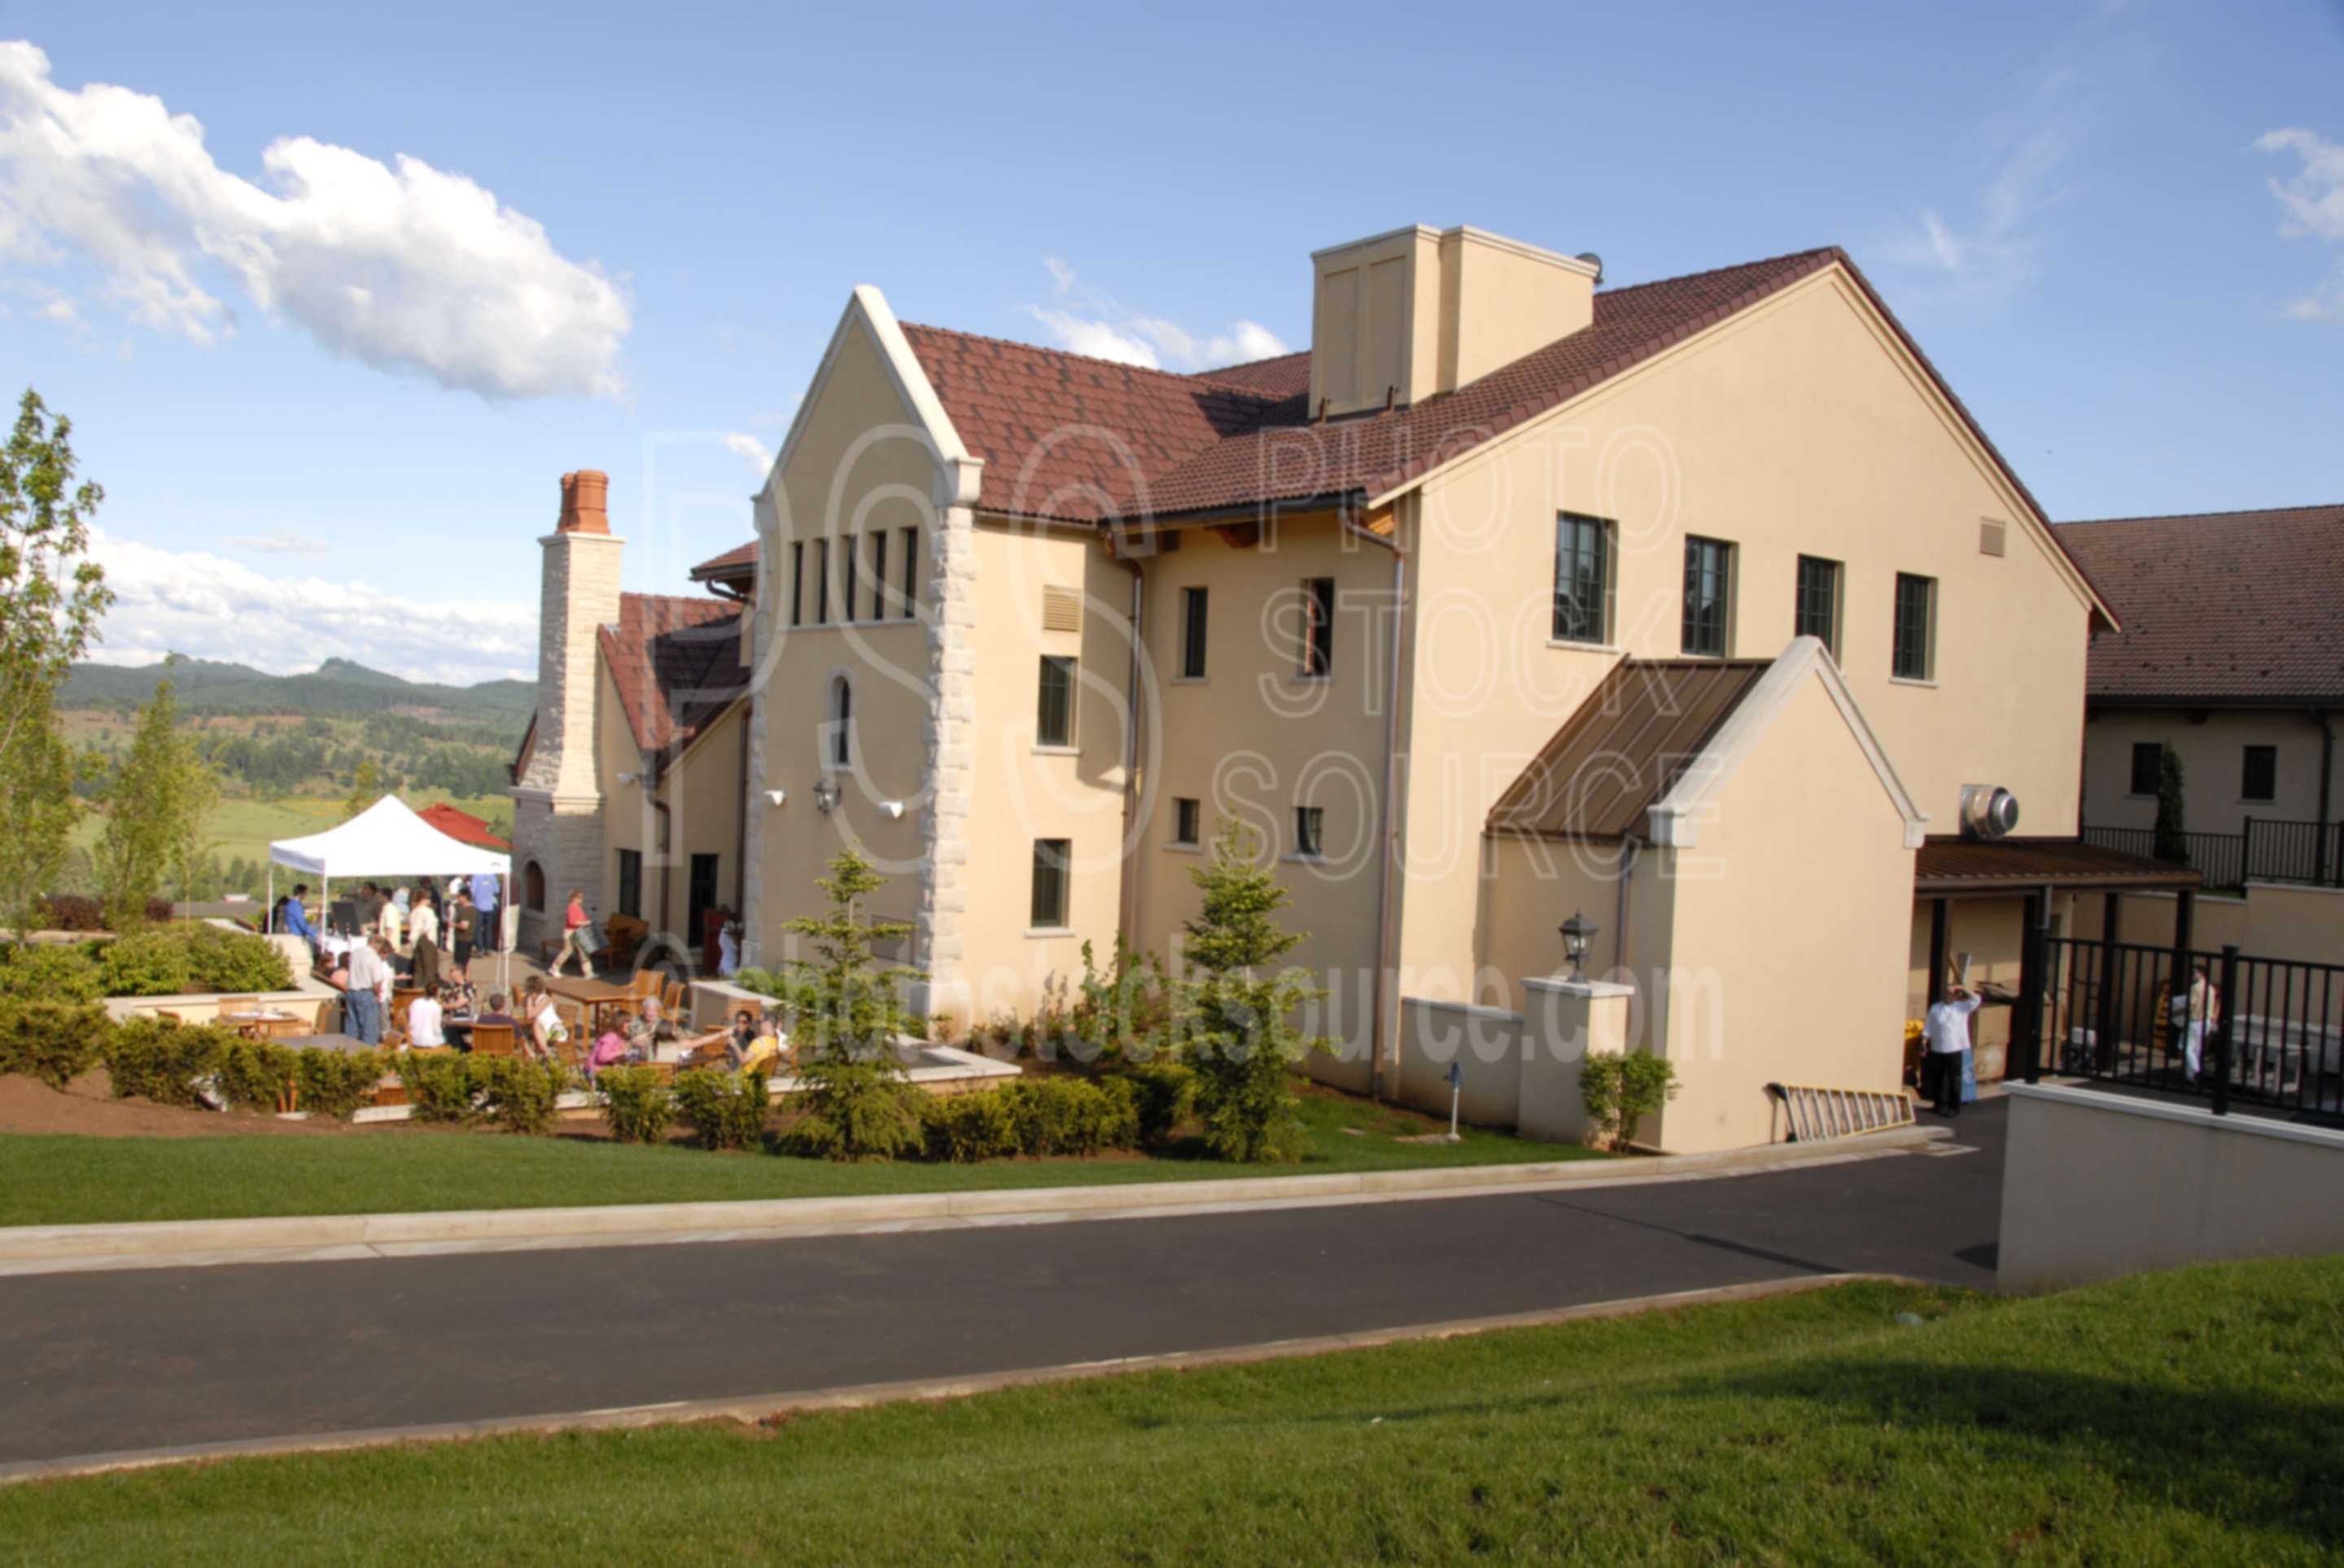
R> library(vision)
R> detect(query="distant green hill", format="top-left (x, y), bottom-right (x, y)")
top-left (60, 657), bottom-right (536, 729)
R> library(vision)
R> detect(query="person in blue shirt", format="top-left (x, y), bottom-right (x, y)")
top-left (469, 871), bottom-right (501, 953)
top-left (280, 884), bottom-right (318, 946)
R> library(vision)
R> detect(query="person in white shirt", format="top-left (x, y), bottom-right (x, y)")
top-left (407, 991), bottom-right (445, 1050)
top-left (378, 897), bottom-right (405, 954)
top-left (2173, 965), bottom-right (2221, 1083)
top-left (343, 938), bottom-right (390, 1046)
top-left (1922, 985), bottom-right (1983, 1118)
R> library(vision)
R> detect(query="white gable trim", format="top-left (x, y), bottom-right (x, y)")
top-left (755, 284), bottom-right (982, 505)
top-left (1645, 636), bottom-right (1929, 850)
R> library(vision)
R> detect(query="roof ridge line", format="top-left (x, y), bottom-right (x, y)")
top-left (1593, 244), bottom-right (1846, 300)
top-left (899, 319), bottom-right (1295, 400)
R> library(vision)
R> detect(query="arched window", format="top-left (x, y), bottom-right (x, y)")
top-left (523, 860), bottom-right (547, 911)
top-left (829, 675), bottom-right (853, 768)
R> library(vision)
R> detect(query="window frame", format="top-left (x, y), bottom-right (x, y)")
top-left (1294, 804), bottom-right (1325, 860)
top-left (899, 526), bottom-right (919, 618)
top-left (1171, 796), bottom-right (1201, 846)
top-left (1029, 839), bottom-right (1071, 930)
top-left (815, 539), bottom-right (830, 624)
top-left (829, 675), bottom-right (852, 770)
top-left (2129, 741), bottom-right (2164, 798)
top-left (1036, 654), bottom-right (1077, 749)
top-left (871, 531), bottom-right (890, 620)
top-left (1179, 586), bottom-right (1209, 679)
top-left (2242, 744), bottom-right (2279, 804)
top-left (1552, 513), bottom-right (1614, 645)
top-left (1301, 577), bottom-right (1336, 678)
top-left (789, 541), bottom-right (805, 628)
top-left (1681, 536), bottom-right (1735, 657)
top-left (1794, 554), bottom-right (1843, 659)
top-left (1891, 572), bottom-right (1937, 683)
top-left (614, 849), bottom-right (643, 921)
top-left (840, 533), bottom-right (859, 623)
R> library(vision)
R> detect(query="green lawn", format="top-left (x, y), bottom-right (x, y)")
top-left (0, 1091), bottom-right (1601, 1229)
top-left (5, 1259), bottom-right (2339, 1562)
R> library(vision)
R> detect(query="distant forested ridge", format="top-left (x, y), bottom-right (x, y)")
top-left (62, 657), bottom-right (534, 727)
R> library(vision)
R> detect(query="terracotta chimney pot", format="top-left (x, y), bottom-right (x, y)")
top-left (557, 470), bottom-right (611, 535)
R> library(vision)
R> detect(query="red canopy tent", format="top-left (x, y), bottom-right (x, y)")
top-left (416, 802), bottom-right (511, 851)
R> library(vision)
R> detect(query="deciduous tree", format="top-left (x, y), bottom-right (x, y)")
top-left (94, 674), bottom-right (219, 924)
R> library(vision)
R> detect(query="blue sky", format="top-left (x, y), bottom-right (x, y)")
top-left (3, 0), bottom-right (2339, 682)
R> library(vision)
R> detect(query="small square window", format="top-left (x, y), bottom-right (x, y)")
top-left (1295, 805), bottom-right (1324, 858)
top-left (1030, 839), bottom-right (1070, 928)
top-left (1172, 797), bottom-right (1200, 845)
top-left (2129, 742), bottom-right (2164, 797)
top-left (2242, 745), bottom-right (2278, 803)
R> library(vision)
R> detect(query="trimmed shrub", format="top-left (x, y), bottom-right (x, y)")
top-left (183, 926), bottom-right (292, 994)
top-left (596, 1064), bottom-right (672, 1144)
top-left (0, 999), bottom-right (112, 1088)
top-left (100, 931), bottom-right (194, 998)
top-left (103, 1016), bottom-right (231, 1104)
top-left (216, 1038), bottom-right (299, 1112)
top-left (474, 1057), bottom-right (569, 1135)
top-left (0, 941), bottom-right (107, 1003)
top-left (1003, 1076), bottom-right (1140, 1157)
top-left (296, 1047), bottom-right (388, 1121)
top-left (400, 1052), bottom-right (479, 1125)
top-left (919, 1089), bottom-right (1021, 1163)
top-left (38, 894), bottom-right (172, 932)
top-left (672, 1068), bottom-right (769, 1152)
top-left (1118, 1061), bottom-right (1197, 1145)
top-left (1579, 1050), bottom-right (1680, 1153)
top-left (786, 1067), bottom-right (925, 1162)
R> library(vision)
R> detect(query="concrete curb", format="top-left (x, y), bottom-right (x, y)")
top-left (0, 1124), bottom-right (1948, 1277)
top-left (0, 1270), bottom-right (1930, 1485)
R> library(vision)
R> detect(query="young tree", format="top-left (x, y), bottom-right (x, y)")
top-left (343, 758), bottom-right (382, 820)
top-left (1174, 820), bottom-right (1328, 1162)
top-left (93, 675), bottom-right (219, 924)
top-left (0, 390), bottom-right (112, 936)
top-left (738, 846), bottom-right (925, 1160)
top-left (2154, 747), bottom-right (2188, 867)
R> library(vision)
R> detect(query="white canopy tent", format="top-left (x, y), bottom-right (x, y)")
top-left (268, 796), bottom-right (514, 986)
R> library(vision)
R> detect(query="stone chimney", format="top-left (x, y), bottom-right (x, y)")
top-left (1307, 225), bottom-right (1598, 418)
top-left (511, 469), bottom-right (625, 939)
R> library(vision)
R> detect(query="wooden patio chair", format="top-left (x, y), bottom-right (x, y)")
top-left (628, 968), bottom-right (663, 1002)
top-left (470, 1022), bottom-right (518, 1058)
top-left (661, 976), bottom-right (689, 1018)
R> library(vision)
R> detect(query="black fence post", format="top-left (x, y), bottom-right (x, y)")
top-left (2211, 943), bottom-right (2241, 1117)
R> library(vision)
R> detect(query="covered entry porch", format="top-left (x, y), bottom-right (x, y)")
top-left (1911, 836), bottom-right (2202, 1085)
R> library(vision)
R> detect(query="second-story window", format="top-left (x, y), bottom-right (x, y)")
top-left (2129, 741), bottom-right (2163, 797)
top-left (1180, 586), bottom-right (1209, 679)
top-left (816, 539), bottom-right (831, 624)
top-left (1301, 577), bottom-right (1336, 678)
top-left (1553, 513), bottom-right (1612, 644)
top-left (1295, 805), bottom-right (1325, 859)
top-left (1795, 555), bottom-right (1842, 658)
top-left (871, 531), bottom-right (890, 618)
top-left (1892, 572), bottom-right (1937, 681)
top-left (789, 541), bottom-right (805, 627)
top-left (829, 675), bottom-right (852, 768)
top-left (1681, 536), bottom-right (1734, 657)
top-left (2242, 745), bottom-right (2278, 803)
top-left (1036, 655), bottom-right (1076, 748)
top-left (899, 526), bottom-right (920, 618)
top-left (842, 534), bottom-right (861, 622)
top-left (1172, 797), bottom-right (1200, 845)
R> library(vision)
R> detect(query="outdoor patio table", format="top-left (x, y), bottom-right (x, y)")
top-left (541, 976), bottom-right (635, 1033)
top-left (219, 1008), bottom-right (304, 1041)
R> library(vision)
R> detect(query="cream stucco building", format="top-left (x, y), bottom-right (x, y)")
top-left (516, 225), bottom-right (2200, 1151)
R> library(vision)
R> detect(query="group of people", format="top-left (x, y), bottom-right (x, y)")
top-left (1919, 962), bottom-right (2224, 1118)
top-left (271, 873), bottom-right (505, 1049)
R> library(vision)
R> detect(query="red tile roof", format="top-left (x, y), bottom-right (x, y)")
top-left (2056, 504), bottom-right (2344, 703)
top-left (597, 593), bottom-right (749, 765)
top-left (690, 541), bottom-right (758, 583)
top-left (418, 802), bottom-right (510, 850)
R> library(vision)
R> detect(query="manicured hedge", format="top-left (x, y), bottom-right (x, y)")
top-left (0, 942), bottom-right (107, 1004)
top-left (100, 925), bottom-right (292, 998)
top-left (0, 998), bottom-right (111, 1088)
top-left (916, 1077), bottom-right (1142, 1163)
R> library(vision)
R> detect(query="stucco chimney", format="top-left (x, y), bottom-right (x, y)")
top-left (1308, 225), bottom-right (1598, 417)
top-left (558, 470), bottom-right (611, 534)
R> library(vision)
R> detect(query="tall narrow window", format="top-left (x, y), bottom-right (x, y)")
top-left (829, 676), bottom-right (852, 768)
top-left (1301, 577), bottom-right (1336, 677)
top-left (1172, 797), bottom-right (1200, 846)
top-left (1892, 572), bottom-right (1936, 681)
top-left (1180, 586), bottom-right (1209, 679)
top-left (1681, 537), bottom-right (1734, 657)
top-left (840, 534), bottom-right (859, 622)
top-left (1552, 513), bottom-right (1612, 644)
top-left (899, 526), bottom-right (919, 618)
top-left (614, 849), bottom-right (643, 920)
top-left (1036, 655), bottom-right (1076, 747)
top-left (2129, 742), bottom-right (2163, 797)
top-left (1794, 555), bottom-right (1842, 658)
top-left (1030, 839), bottom-right (1070, 928)
top-left (789, 541), bottom-right (805, 627)
top-left (1295, 805), bottom-right (1325, 858)
top-left (871, 531), bottom-right (890, 619)
top-left (2242, 745), bottom-right (2278, 803)
top-left (816, 539), bottom-right (830, 624)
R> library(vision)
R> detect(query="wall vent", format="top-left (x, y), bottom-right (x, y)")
top-left (1979, 518), bottom-right (2007, 558)
top-left (1041, 585), bottom-right (1083, 634)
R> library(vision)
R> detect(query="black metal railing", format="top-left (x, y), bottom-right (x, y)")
top-left (2080, 817), bottom-right (2344, 891)
top-left (2019, 931), bottom-right (2344, 1123)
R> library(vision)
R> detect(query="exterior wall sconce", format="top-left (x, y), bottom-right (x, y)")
top-left (1559, 911), bottom-right (1598, 983)
top-left (763, 789), bottom-right (787, 807)
top-left (615, 771), bottom-right (638, 786)
top-left (811, 777), bottom-right (842, 813)
top-left (879, 801), bottom-right (906, 820)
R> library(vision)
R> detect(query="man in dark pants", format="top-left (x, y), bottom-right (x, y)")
top-left (1922, 985), bottom-right (1983, 1116)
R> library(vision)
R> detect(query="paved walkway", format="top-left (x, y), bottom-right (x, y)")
top-left (0, 1103), bottom-right (2005, 1470)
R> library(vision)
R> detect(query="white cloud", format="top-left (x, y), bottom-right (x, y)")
top-left (0, 41), bottom-right (630, 399)
top-left (722, 431), bottom-right (772, 476)
top-left (85, 528), bottom-right (537, 684)
top-left (2257, 128), bottom-right (2344, 324)
top-left (1884, 117), bottom-right (2075, 300)
top-left (1021, 260), bottom-right (1288, 372)
top-left (222, 528), bottom-right (329, 557)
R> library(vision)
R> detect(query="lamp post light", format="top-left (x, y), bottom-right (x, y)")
top-left (1559, 911), bottom-right (1598, 983)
